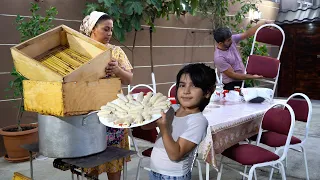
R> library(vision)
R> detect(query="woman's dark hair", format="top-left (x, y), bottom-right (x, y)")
top-left (94, 14), bottom-right (113, 28)
top-left (213, 27), bottom-right (232, 43)
top-left (175, 63), bottom-right (216, 111)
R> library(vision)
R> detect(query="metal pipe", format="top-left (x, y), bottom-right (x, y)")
top-left (149, 26), bottom-right (154, 73)
top-left (132, 30), bottom-right (137, 67)
top-left (29, 151), bottom-right (34, 180)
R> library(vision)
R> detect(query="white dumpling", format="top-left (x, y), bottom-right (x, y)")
top-left (153, 101), bottom-right (167, 107)
top-left (136, 92), bottom-right (144, 102)
top-left (115, 111), bottom-right (128, 118)
top-left (150, 109), bottom-right (162, 115)
top-left (107, 102), bottom-right (126, 113)
top-left (133, 114), bottom-right (144, 124)
top-left (114, 118), bottom-right (126, 124)
top-left (117, 94), bottom-right (128, 103)
top-left (123, 118), bottom-right (134, 126)
top-left (101, 105), bottom-right (115, 111)
top-left (142, 92), bottom-right (153, 105)
top-left (150, 93), bottom-right (164, 104)
top-left (126, 94), bottom-right (133, 101)
top-left (97, 111), bottom-right (111, 116)
top-left (130, 100), bottom-right (143, 106)
top-left (154, 96), bottom-right (167, 104)
top-left (142, 113), bottom-right (152, 121)
top-left (152, 104), bottom-right (169, 110)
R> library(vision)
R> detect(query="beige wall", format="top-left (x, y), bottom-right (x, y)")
top-left (0, 0), bottom-right (279, 156)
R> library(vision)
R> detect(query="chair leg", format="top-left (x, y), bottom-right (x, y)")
top-left (302, 146), bottom-right (310, 180)
top-left (274, 147), bottom-right (281, 174)
top-left (284, 157), bottom-right (288, 171)
top-left (268, 164), bottom-right (276, 180)
top-left (248, 167), bottom-right (256, 180)
top-left (216, 163), bottom-right (223, 180)
top-left (196, 159), bottom-right (203, 180)
top-left (253, 169), bottom-right (258, 180)
top-left (135, 158), bottom-right (143, 180)
top-left (206, 162), bottom-right (210, 180)
top-left (217, 156), bottom-right (224, 180)
top-left (128, 136), bottom-right (132, 150)
top-left (242, 166), bottom-right (248, 180)
top-left (278, 162), bottom-right (286, 180)
top-left (128, 130), bottom-right (137, 151)
top-left (123, 159), bottom-right (127, 180)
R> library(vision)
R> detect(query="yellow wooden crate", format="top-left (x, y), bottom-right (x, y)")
top-left (23, 78), bottom-right (121, 117)
top-left (11, 25), bottom-right (113, 83)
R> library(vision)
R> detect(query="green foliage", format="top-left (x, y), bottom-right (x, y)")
top-left (6, 2), bottom-right (58, 130)
top-left (198, 0), bottom-right (259, 30)
top-left (16, 2), bottom-right (58, 42)
top-left (198, 0), bottom-right (230, 29)
top-left (5, 68), bottom-right (26, 99)
top-left (84, 0), bottom-right (199, 42)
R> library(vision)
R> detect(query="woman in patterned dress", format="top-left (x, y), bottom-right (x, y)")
top-left (79, 11), bottom-right (133, 180)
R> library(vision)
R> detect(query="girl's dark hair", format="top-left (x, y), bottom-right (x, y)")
top-left (175, 63), bottom-right (216, 111)
top-left (213, 27), bottom-right (232, 43)
top-left (94, 14), bottom-right (113, 28)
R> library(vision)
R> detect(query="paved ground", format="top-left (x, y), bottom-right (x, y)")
top-left (1, 101), bottom-right (319, 180)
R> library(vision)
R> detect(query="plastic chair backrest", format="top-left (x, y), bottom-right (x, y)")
top-left (168, 83), bottom-right (176, 97)
top-left (251, 24), bottom-right (285, 60)
top-left (286, 93), bottom-right (311, 122)
top-left (286, 93), bottom-right (312, 142)
top-left (129, 84), bottom-right (155, 94)
top-left (256, 103), bottom-right (295, 161)
top-left (242, 24), bottom-right (285, 97)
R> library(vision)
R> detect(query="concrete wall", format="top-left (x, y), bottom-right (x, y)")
top-left (0, 0), bottom-right (279, 156)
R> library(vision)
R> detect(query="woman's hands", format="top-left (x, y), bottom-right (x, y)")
top-left (105, 58), bottom-right (133, 85)
top-left (105, 59), bottom-right (122, 77)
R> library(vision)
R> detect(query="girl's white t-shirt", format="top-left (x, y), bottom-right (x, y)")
top-left (150, 105), bottom-right (208, 176)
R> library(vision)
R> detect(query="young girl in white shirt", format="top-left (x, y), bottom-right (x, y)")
top-left (143, 63), bottom-right (216, 180)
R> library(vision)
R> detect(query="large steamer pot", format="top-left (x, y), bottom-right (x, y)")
top-left (38, 112), bottom-right (106, 158)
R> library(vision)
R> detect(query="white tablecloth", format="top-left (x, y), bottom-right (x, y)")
top-left (198, 99), bottom-right (286, 170)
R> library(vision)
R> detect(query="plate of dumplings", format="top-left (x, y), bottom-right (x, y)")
top-left (97, 92), bottom-right (171, 128)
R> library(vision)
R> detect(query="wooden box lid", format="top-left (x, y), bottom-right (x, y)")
top-left (11, 25), bottom-right (113, 83)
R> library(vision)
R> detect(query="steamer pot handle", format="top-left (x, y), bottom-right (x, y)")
top-left (82, 111), bottom-right (99, 125)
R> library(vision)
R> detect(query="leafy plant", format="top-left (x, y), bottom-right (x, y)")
top-left (16, 3), bottom-right (57, 42)
top-left (84, 0), bottom-right (199, 42)
top-left (198, 0), bottom-right (259, 30)
top-left (6, 2), bottom-right (58, 131)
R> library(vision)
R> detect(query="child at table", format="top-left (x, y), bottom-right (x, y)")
top-left (143, 63), bottom-right (216, 180)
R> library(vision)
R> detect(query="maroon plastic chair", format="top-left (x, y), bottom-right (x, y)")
top-left (217, 103), bottom-right (296, 180)
top-left (259, 93), bottom-right (312, 180)
top-left (242, 24), bottom-right (285, 98)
